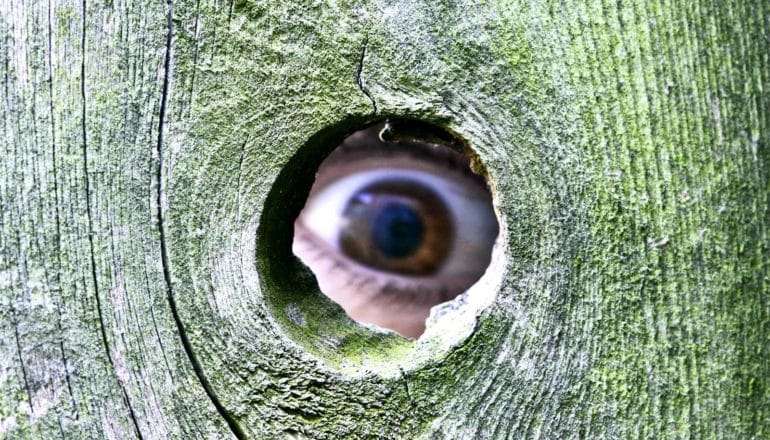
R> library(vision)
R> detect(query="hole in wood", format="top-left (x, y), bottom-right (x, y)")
top-left (293, 119), bottom-right (499, 339)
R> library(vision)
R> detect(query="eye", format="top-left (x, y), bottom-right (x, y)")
top-left (293, 120), bottom-right (499, 339)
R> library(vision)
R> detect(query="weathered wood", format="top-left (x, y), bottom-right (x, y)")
top-left (1, 0), bottom-right (768, 438)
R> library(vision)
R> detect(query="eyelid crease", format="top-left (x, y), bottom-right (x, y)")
top-left (311, 154), bottom-right (490, 202)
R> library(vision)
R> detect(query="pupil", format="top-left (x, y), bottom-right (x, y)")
top-left (371, 203), bottom-right (424, 258)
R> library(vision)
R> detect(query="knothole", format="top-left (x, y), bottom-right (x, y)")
top-left (258, 117), bottom-right (505, 376)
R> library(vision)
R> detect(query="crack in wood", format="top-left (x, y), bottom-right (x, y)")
top-left (153, 1), bottom-right (247, 438)
top-left (356, 35), bottom-right (377, 115)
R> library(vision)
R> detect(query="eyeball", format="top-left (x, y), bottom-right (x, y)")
top-left (293, 120), bottom-right (498, 339)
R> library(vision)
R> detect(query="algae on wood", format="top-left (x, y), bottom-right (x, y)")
top-left (1, 0), bottom-right (768, 438)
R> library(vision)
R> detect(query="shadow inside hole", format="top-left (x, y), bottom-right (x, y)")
top-left (257, 116), bottom-right (411, 368)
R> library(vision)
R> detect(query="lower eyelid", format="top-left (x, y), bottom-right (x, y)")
top-left (293, 223), bottom-right (458, 323)
top-left (294, 224), bottom-right (381, 300)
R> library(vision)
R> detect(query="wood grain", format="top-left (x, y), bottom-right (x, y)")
top-left (1, 0), bottom-right (768, 438)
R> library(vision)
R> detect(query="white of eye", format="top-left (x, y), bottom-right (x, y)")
top-left (298, 168), bottom-right (498, 278)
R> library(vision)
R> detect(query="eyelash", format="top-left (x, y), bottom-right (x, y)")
top-left (295, 222), bottom-right (451, 307)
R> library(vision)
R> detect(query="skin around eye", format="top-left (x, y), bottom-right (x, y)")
top-left (292, 121), bottom-right (498, 339)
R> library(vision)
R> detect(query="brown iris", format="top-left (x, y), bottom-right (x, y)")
top-left (339, 180), bottom-right (453, 275)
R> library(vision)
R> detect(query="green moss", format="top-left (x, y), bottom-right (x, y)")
top-left (4, 0), bottom-right (768, 437)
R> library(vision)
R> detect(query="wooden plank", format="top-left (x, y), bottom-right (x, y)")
top-left (1, 0), bottom-right (768, 437)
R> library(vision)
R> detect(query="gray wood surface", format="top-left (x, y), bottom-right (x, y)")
top-left (1, 0), bottom-right (768, 438)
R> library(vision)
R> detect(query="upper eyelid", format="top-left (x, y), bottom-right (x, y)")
top-left (302, 168), bottom-right (484, 237)
top-left (318, 122), bottom-right (487, 187)
top-left (310, 153), bottom-right (489, 199)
